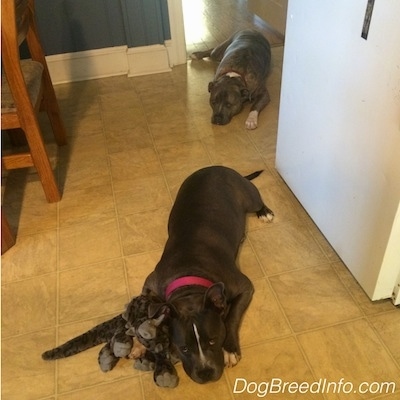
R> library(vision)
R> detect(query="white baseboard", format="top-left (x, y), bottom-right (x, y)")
top-left (126, 44), bottom-right (171, 77)
top-left (46, 44), bottom-right (174, 85)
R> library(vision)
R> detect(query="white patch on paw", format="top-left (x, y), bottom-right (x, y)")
top-left (245, 110), bottom-right (259, 130)
top-left (259, 212), bottom-right (274, 223)
top-left (223, 349), bottom-right (241, 367)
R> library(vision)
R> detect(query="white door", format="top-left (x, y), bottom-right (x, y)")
top-left (276, 0), bottom-right (400, 303)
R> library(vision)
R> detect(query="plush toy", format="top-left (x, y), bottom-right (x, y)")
top-left (42, 291), bottom-right (179, 388)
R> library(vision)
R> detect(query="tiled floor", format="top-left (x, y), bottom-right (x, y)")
top-left (2, 1), bottom-right (400, 400)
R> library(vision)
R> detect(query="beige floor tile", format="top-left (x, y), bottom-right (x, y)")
top-left (99, 89), bottom-right (142, 111)
top-left (332, 262), bottom-right (395, 315)
top-left (63, 109), bottom-right (104, 134)
top-left (60, 155), bottom-right (111, 193)
top-left (114, 174), bottom-right (171, 216)
top-left (57, 375), bottom-right (143, 400)
top-left (202, 131), bottom-right (263, 165)
top-left (240, 278), bottom-right (292, 346)
top-left (59, 183), bottom-right (115, 226)
top-left (226, 337), bottom-right (324, 400)
top-left (59, 211), bottom-right (121, 270)
top-left (1, 274), bottom-right (57, 337)
top-left (119, 208), bottom-right (170, 256)
top-left (148, 116), bottom-right (202, 147)
top-left (2, 172), bottom-right (58, 236)
top-left (97, 75), bottom-right (136, 95)
top-left (269, 265), bottom-right (362, 332)
top-left (102, 107), bottom-right (147, 131)
top-left (249, 219), bottom-right (328, 275)
top-left (104, 125), bottom-right (153, 154)
top-left (298, 319), bottom-right (400, 400)
top-left (368, 310), bottom-right (400, 365)
top-left (108, 147), bottom-right (162, 192)
top-left (2, 330), bottom-right (56, 400)
top-left (370, 393), bottom-right (400, 400)
top-left (58, 131), bottom-right (111, 192)
top-left (58, 259), bottom-right (128, 324)
top-left (59, 130), bottom-right (107, 164)
top-left (125, 250), bottom-right (163, 294)
top-left (306, 219), bottom-right (342, 263)
top-left (143, 99), bottom-right (191, 125)
top-left (157, 140), bottom-right (211, 174)
top-left (1, 229), bottom-right (57, 283)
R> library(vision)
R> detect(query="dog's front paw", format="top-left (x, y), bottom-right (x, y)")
top-left (155, 371), bottom-right (179, 388)
top-left (223, 349), bottom-right (241, 367)
top-left (134, 358), bottom-right (155, 371)
top-left (245, 110), bottom-right (259, 130)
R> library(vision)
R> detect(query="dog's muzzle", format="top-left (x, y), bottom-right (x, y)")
top-left (211, 113), bottom-right (230, 125)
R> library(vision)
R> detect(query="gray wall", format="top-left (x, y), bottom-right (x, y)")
top-left (35, 0), bottom-right (171, 55)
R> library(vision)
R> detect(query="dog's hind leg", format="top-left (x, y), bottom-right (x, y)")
top-left (191, 36), bottom-right (234, 61)
top-left (257, 205), bottom-right (274, 222)
top-left (191, 48), bottom-right (213, 60)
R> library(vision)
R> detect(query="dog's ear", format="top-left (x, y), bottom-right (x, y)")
top-left (203, 282), bottom-right (227, 315)
top-left (208, 82), bottom-right (214, 92)
top-left (147, 303), bottom-right (171, 319)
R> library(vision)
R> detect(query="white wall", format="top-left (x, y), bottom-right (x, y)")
top-left (276, 0), bottom-right (400, 300)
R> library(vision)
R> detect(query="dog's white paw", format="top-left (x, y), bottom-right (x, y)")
top-left (245, 110), bottom-right (259, 130)
top-left (223, 349), bottom-right (241, 367)
top-left (257, 206), bottom-right (274, 223)
top-left (259, 213), bottom-right (274, 223)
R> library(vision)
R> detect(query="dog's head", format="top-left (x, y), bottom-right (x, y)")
top-left (208, 76), bottom-right (249, 125)
top-left (170, 283), bottom-right (228, 384)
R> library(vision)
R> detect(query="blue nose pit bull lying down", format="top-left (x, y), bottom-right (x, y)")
top-left (142, 166), bottom-right (274, 384)
top-left (191, 29), bottom-right (272, 130)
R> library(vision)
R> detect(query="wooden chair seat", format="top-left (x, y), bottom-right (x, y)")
top-left (2, 60), bottom-right (44, 113)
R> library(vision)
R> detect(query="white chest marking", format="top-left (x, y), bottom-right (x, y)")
top-left (193, 323), bottom-right (207, 365)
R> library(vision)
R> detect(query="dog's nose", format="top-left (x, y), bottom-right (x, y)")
top-left (196, 367), bottom-right (217, 383)
top-left (211, 114), bottom-right (226, 125)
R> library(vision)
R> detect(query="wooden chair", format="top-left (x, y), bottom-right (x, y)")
top-left (1, 209), bottom-right (16, 255)
top-left (1, 0), bottom-right (67, 203)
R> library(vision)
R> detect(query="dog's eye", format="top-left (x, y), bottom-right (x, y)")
top-left (209, 339), bottom-right (216, 346)
top-left (180, 346), bottom-right (189, 353)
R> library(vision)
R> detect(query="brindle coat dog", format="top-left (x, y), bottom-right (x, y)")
top-left (192, 29), bottom-right (271, 130)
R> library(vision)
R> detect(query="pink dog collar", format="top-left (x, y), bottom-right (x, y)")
top-left (165, 276), bottom-right (214, 300)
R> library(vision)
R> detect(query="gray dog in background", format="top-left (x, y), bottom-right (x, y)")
top-left (191, 29), bottom-right (271, 130)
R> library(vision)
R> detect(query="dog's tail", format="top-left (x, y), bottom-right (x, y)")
top-left (41, 315), bottom-right (124, 360)
top-left (244, 170), bottom-right (263, 181)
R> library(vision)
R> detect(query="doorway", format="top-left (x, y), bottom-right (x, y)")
top-left (181, 0), bottom-right (284, 57)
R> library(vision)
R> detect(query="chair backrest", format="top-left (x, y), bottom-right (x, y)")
top-left (1, 0), bottom-right (45, 123)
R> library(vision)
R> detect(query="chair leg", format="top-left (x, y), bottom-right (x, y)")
top-left (42, 71), bottom-right (68, 146)
top-left (22, 117), bottom-right (61, 203)
top-left (1, 209), bottom-right (16, 254)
